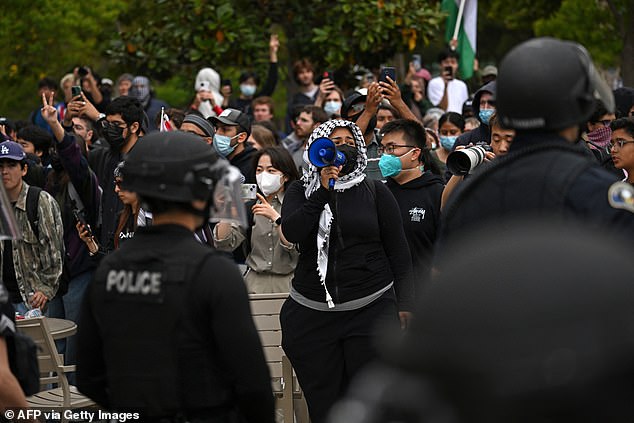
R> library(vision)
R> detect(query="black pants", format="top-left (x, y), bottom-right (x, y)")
top-left (280, 294), bottom-right (399, 423)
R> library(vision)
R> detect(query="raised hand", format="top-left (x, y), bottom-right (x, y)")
top-left (379, 76), bottom-right (401, 104)
top-left (41, 92), bottom-right (58, 125)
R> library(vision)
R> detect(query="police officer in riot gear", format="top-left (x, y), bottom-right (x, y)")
top-left (440, 37), bottom-right (634, 244)
top-left (328, 222), bottom-right (634, 423)
top-left (76, 131), bottom-right (274, 423)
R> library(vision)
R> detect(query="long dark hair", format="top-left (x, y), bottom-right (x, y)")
top-left (252, 146), bottom-right (300, 191)
top-left (114, 203), bottom-right (139, 249)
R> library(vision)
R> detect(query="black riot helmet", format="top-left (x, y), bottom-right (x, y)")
top-left (121, 131), bottom-right (247, 225)
top-left (497, 37), bottom-right (615, 131)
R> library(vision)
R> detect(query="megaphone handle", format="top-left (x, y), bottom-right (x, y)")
top-left (329, 178), bottom-right (335, 190)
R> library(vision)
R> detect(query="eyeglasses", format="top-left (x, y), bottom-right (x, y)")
top-left (114, 179), bottom-right (123, 189)
top-left (609, 138), bottom-right (634, 149)
top-left (377, 144), bottom-right (417, 155)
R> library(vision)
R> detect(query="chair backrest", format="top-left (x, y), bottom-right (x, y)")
top-left (249, 293), bottom-right (287, 387)
top-left (16, 317), bottom-right (71, 403)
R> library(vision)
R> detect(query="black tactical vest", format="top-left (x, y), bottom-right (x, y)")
top-left (90, 236), bottom-right (236, 418)
top-left (443, 140), bottom-right (594, 237)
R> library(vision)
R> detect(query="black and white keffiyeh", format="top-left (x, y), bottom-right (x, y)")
top-left (302, 119), bottom-right (367, 308)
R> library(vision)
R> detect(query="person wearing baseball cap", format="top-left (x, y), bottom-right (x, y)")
top-left (210, 108), bottom-right (257, 183)
top-left (0, 140), bottom-right (64, 315)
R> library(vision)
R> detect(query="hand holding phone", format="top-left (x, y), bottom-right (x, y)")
top-left (71, 86), bottom-right (82, 99)
top-left (443, 66), bottom-right (454, 81)
top-left (380, 67), bottom-right (396, 84)
top-left (73, 209), bottom-right (92, 238)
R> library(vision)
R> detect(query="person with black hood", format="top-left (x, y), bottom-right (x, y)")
top-left (88, 96), bottom-right (145, 254)
top-left (379, 119), bottom-right (444, 294)
top-left (453, 80), bottom-right (496, 149)
top-left (280, 119), bottom-right (414, 423)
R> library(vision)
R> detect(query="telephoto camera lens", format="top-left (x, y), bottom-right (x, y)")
top-left (446, 145), bottom-right (488, 176)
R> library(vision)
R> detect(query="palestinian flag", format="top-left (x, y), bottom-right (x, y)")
top-left (442, 0), bottom-right (477, 80)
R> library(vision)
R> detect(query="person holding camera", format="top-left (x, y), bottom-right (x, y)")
top-left (426, 48), bottom-right (469, 114)
top-left (440, 112), bottom-right (510, 209)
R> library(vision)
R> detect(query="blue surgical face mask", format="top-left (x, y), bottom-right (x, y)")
top-left (379, 154), bottom-right (402, 178)
top-left (240, 84), bottom-right (257, 97)
top-left (479, 108), bottom-right (495, 125)
top-left (440, 135), bottom-right (457, 151)
top-left (323, 100), bottom-right (342, 116)
top-left (213, 133), bottom-right (239, 157)
top-left (378, 149), bottom-right (416, 178)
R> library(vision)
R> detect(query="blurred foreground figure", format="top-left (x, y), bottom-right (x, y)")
top-left (329, 221), bottom-right (634, 423)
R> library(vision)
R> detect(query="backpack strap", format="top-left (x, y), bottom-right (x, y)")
top-left (26, 186), bottom-right (42, 240)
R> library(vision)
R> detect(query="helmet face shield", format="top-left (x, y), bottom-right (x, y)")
top-left (209, 165), bottom-right (248, 228)
top-left (0, 183), bottom-right (21, 240)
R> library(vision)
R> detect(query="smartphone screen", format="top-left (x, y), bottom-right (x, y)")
top-left (71, 86), bottom-right (82, 98)
top-left (380, 67), bottom-right (396, 83)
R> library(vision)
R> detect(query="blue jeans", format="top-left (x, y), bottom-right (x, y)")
top-left (46, 270), bottom-right (94, 385)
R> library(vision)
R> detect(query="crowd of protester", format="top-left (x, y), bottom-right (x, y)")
top-left (1, 33), bottom-right (634, 423)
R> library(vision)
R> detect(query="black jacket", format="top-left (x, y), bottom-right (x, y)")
top-left (385, 173), bottom-right (444, 294)
top-left (88, 145), bottom-right (125, 253)
top-left (440, 133), bottom-right (634, 255)
top-left (77, 224), bottom-right (274, 422)
top-left (230, 145), bottom-right (258, 184)
top-left (282, 179), bottom-right (414, 311)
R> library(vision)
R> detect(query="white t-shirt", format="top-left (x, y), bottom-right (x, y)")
top-left (427, 77), bottom-right (469, 114)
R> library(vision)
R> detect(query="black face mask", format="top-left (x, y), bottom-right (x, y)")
top-left (337, 144), bottom-right (359, 176)
top-left (103, 123), bottom-right (127, 152)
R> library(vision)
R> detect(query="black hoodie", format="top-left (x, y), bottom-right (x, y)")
top-left (454, 81), bottom-right (497, 149)
top-left (385, 172), bottom-right (444, 295)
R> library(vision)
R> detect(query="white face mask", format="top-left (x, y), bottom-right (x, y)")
top-left (256, 171), bottom-right (284, 196)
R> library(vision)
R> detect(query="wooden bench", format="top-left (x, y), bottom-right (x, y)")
top-left (16, 317), bottom-right (96, 422)
top-left (250, 293), bottom-right (310, 423)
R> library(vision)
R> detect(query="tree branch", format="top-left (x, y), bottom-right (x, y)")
top-left (605, 0), bottom-right (625, 37)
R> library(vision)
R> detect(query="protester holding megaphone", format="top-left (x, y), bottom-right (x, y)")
top-left (280, 119), bottom-right (414, 423)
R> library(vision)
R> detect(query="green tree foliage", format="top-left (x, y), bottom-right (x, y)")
top-left (483, 0), bottom-right (633, 85)
top-left (107, 0), bottom-right (272, 80)
top-left (107, 0), bottom-right (444, 77)
top-left (0, 0), bottom-right (126, 118)
top-left (533, 0), bottom-right (622, 67)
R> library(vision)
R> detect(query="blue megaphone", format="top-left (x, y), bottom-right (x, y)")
top-left (307, 137), bottom-right (347, 190)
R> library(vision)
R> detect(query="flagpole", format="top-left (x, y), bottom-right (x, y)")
top-left (451, 0), bottom-right (467, 50)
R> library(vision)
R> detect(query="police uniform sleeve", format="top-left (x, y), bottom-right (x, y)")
top-left (565, 168), bottom-right (634, 238)
top-left (375, 182), bottom-right (415, 311)
top-left (76, 274), bottom-right (110, 409)
top-left (196, 255), bottom-right (275, 423)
